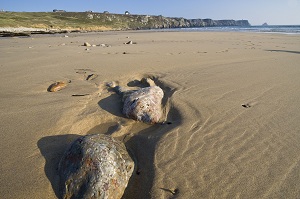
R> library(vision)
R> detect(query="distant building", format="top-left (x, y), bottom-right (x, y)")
top-left (125, 11), bottom-right (130, 15)
top-left (103, 11), bottom-right (109, 14)
top-left (53, 9), bottom-right (66, 12)
top-left (86, 10), bottom-right (93, 13)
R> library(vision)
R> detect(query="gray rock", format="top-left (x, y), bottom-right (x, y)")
top-left (123, 86), bottom-right (164, 124)
top-left (59, 134), bottom-right (134, 199)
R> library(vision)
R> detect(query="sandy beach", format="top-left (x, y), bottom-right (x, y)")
top-left (1, 31), bottom-right (300, 198)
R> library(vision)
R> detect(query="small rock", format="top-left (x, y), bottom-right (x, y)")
top-left (123, 86), bottom-right (164, 124)
top-left (242, 103), bottom-right (251, 108)
top-left (86, 73), bottom-right (98, 81)
top-left (106, 81), bottom-right (117, 88)
top-left (124, 41), bottom-right (133, 45)
top-left (59, 134), bottom-right (134, 199)
top-left (92, 44), bottom-right (96, 47)
top-left (83, 42), bottom-right (91, 47)
top-left (98, 44), bottom-right (111, 47)
top-left (47, 81), bottom-right (67, 92)
top-left (64, 35), bottom-right (69, 38)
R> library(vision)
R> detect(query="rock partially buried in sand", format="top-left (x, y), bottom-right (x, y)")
top-left (123, 86), bottom-right (164, 124)
top-left (47, 81), bottom-right (67, 92)
top-left (83, 42), bottom-right (92, 47)
top-left (124, 41), bottom-right (137, 45)
top-left (59, 134), bottom-right (134, 199)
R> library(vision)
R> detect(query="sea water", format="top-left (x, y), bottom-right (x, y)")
top-left (158, 25), bottom-right (300, 34)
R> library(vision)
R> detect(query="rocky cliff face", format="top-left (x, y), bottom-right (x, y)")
top-left (120, 15), bottom-right (251, 29)
top-left (0, 12), bottom-right (251, 34)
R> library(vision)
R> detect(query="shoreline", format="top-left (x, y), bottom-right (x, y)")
top-left (1, 31), bottom-right (300, 198)
top-left (1, 25), bottom-right (300, 38)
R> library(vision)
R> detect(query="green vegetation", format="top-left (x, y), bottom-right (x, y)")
top-left (0, 12), bottom-right (250, 32)
top-left (0, 12), bottom-right (159, 30)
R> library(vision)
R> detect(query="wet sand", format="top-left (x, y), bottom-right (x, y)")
top-left (1, 31), bottom-right (300, 198)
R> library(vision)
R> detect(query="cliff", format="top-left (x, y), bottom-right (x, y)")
top-left (139, 16), bottom-right (250, 29)
top-left (0, 12), bottom-right (250, 33)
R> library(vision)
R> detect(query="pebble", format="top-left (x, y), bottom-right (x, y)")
top-left (83, 42), bottom-right (92, 47)
top-left (47, 81), bottom-right (67, 92)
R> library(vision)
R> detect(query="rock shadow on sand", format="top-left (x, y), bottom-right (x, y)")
top-left (98, 93), bottom-right (124, 118)
top-left (122, 106), bottom-right (182, 199)
top-left (38, 76), bottom-right (181, 199)
top-left (103, 77), bottom-right (181, 198)
top-left (37, 134), bottom-right (81, 198)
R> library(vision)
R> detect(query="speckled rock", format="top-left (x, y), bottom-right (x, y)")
top-left (59, 134), bottom-right (134, 199)
top-left (123, 86), bottom-right (164, 124)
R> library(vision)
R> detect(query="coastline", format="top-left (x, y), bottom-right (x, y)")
top-left (1, 31), bottom-right (300, 198)
top-left (1, 24), bottom-right (300, 38)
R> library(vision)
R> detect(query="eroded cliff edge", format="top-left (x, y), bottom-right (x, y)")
top-left (0, 12), bottom-right (250, 34)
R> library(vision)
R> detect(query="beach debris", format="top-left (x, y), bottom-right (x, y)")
top-left (47, 81), bottom-right (67, 92)
top-left (86, 73), bottom-right (98, 81)
top-left (83, 42), bottom-right (92, 47)
top-left (98, 43), bottom-right (111, 47)
top-left (71, 94), bottom-right (90, 97)
top-left (59, 134), bottom-right (134, 199)
top-left (242, 103), bottom-right (251, 108)
top-left (75, 68), bottom-right (93, 74)
top-left (124, 41), bottom-right (137, 45)
top-left (124, 41), bottom-right (133, 45)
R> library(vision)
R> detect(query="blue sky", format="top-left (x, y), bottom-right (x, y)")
top-left (1, 0), bottom-right (300, 25)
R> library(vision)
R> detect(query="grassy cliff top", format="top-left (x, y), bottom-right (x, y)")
top-left (0, 12), bottom-right (141, 31)
top-left (0, 12), bottom-right (250, 32)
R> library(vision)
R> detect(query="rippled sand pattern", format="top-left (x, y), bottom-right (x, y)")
top-left (0, 31), bottom-right (300, 198)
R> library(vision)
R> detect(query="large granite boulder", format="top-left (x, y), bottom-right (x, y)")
top-left (123, 86), bottom-right (164, 124)
top-left (59, 134), bottom-right (134, 199)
